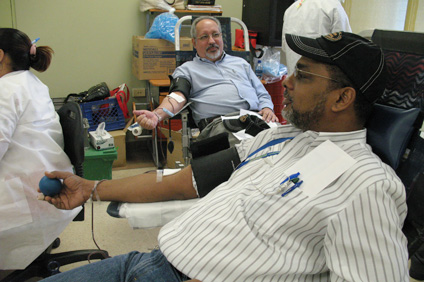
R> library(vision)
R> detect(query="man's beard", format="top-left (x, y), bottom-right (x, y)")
top-left (282, 92), bottom-right (327, 131)
top-left (206, 44), bottom-right (222, 60)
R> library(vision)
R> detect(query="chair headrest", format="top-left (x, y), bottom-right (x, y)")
top-left (366, 103), bottom-right (420, 169)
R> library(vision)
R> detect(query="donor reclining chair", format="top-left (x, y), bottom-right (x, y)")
top-left (369, 29), bottom-right (424, 279)
top-left (108, 26), bottom-right (424, 241)
top-left (156, 16), bottom-right (251, 168)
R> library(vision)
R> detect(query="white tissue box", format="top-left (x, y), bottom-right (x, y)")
top-left (89, 131), bottom-right (115, 150)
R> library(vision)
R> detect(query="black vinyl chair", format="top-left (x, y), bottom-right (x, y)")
top-left (1, 102), bottom-right (109, 282)
top-left (58, 101), bottom-right (85, 179)
top-left (108, 29), bottom-right (424, 278)
top-left (369, 29), bottom-right (424, 255)
top-left (369, 29), bottom-right (424, 280)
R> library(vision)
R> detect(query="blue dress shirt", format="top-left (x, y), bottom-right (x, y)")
top-left (172, 53), bottom-right (274, 124)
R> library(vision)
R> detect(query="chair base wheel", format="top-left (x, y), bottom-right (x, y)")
top-left (52, 238), bottom-right (61, 249)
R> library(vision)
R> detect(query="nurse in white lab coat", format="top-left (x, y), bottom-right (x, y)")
top-left (0, 28), bottom-right (81, 270)
top-left (282, 0), bottom-right (352, 75)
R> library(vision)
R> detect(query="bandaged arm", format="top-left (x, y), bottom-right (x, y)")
top-left (153, 92), bottom-right (186, 121)
top-left (153, 76), bottom-right (191, 121)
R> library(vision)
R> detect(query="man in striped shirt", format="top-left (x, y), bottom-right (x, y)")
top-left (41, 32), bottom-right (409, 282)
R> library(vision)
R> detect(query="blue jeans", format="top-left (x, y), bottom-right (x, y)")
top-left (41, 249), bottom-right (190, 282)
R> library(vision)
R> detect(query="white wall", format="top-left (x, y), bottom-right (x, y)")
top-left (0, 0), bottom-right (14, 28)
top-left (15, 0), bottom-right (147, 98)
top-left (13, 0), bottom-right (243, 98)
top-left (8, 0), bottom-right (424, 98)
top-left (348, 0), bottom-right (409, 33)
top-left (415, 0), bottom-right (424, 31)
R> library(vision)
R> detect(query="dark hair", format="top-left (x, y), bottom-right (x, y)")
top-left (326, 64), bottom-right (374, 125)
top-left (0, 28), bottom-right (53, 72)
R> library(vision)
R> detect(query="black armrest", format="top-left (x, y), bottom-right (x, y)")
top-left (366, 103), bottom-right (420, 169)
top-left (106, 201), bottom-right (122, 218)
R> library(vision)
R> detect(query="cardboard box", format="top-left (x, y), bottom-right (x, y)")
top-left (109, 130), bottom-right (127, 167)
top-left (132, 36), bottom-right (193, 80)
top-left (160, 119), bottom-right (182, 131)
top-left (159, 92), bottom-right (168, 104)
top-left (160, 128), bottom-right (184, 168)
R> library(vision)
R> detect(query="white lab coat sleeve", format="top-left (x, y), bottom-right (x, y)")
top-left (0, 71), bottom-right (81, 270)
top-left (330, 4), bottom-right (352, 33)
top-left (0, 86), bottom-right (25, 162)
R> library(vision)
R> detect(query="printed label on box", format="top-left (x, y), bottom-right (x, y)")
top-left (132, 36), bottom-right (193, 80)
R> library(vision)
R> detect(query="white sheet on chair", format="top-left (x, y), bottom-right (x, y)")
top-left (117, 169), bottom-right (199, 229)
top-left (119, 198), bottom-right (199, 229)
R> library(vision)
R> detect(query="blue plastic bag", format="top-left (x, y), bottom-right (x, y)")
top-left (145, 12), bottom-right (179, 44)
top-left (262, 47), bottom-right (280, 77)
top-left (260, 46), bottom-right (288, 84)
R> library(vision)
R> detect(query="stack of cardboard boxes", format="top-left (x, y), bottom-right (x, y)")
top-left (109, 130), bottom-right (127, 168)
top-left (132, 36), bottom-right (193, 80)
top-left (131, 36), bottom-right (194, 168)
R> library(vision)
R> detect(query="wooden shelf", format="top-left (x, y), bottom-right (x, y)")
top-left (148, 9), bottom-right (222, 15)
top-left (149, 79), bottom-right (171, 87)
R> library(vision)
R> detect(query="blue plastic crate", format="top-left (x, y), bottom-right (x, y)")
top-left (80, 98), bottom-right (126, 132)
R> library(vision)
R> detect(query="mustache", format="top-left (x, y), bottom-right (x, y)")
top-left (284, 90), bottom-right (293, 102)
top-left (206, 44), bottom-right (220, 51)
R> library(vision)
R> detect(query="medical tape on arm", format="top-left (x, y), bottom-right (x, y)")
top-left (156, 169), bottom-right (163, 182)
top-left (167, 92), bottom-right (186, 104)
top-left (162, 93), bottom-right (185, 118)
top-left (91, 180), bottom-right (105, 201)
top-left (162, 108), bottom-right (175, 118)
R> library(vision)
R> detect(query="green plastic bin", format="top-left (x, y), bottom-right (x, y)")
top-left (83, 147), bottom-right (117, 180)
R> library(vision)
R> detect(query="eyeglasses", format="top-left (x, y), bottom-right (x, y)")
top-left (196, 32), bottom-right (222, 42)
top-left (294, 65), bottom-right (340, 83)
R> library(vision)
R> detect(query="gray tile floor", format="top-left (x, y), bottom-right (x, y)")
top-left (50, 167), bottom-right (161, 273)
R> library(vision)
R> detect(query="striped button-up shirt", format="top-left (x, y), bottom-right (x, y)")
top-left (159, 125), bottom-right (409, 281)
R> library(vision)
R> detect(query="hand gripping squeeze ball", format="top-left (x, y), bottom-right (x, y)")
top-left (39, 176), bottom-right (62, 197)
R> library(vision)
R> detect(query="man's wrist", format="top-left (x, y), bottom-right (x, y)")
top-left (262, 107), bottom-right (274, 113)
top-left (85, 180), bottom-right (96, 202)
top-left (153, 111), bottom-right (162, 122)
top-left (91, 180), bottom-right (106, 201)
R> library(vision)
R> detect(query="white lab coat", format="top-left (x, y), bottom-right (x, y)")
top-left (0, 71), bottom-right (81, 269)
top-left (282, 0), bottom-right (352, 74)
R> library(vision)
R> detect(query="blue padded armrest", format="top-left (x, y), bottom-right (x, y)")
top-left (366, 103), bottom-right (420, 169)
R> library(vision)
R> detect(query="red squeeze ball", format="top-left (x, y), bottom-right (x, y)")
top-left (39, 176), bottom-right (62, 197)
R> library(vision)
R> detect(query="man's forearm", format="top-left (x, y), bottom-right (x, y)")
top-left (94, 165), bottom-right (197, 203)
top-left (153, 92), bottom-right (186, 121)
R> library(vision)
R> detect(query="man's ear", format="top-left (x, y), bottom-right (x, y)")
top-left (0, 49), bottom-right (4, 62)
top-left (192, 38), bottom-right (197, 50)
top-left (331, 87), bottom-right (356, 112)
